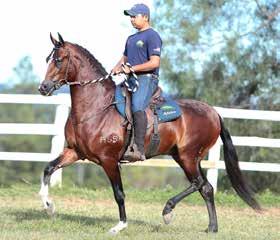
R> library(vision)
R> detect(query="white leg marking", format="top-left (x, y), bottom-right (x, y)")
top-left (39, 177), bottom-right (55, 216)
top-left (108, 221), bottom-right (128, 235)
top-left (163, 212), bottom-right (174, 225)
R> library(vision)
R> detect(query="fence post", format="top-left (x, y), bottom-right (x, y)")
top-left (50, 102), bottom-right (69, 187)
top-left (76, 163), bottom-right (85, 185)
top-left (206, 139), bottom-right (221, 193)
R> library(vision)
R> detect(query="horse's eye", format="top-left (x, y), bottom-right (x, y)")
top-left (55, 58), bottom-right (62, 68)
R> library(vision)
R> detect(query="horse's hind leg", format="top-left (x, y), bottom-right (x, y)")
top-left (163, 149), bottom-right (218, 232)
top-left (198, 165), bottom-right (218, 232)
top-left (162, 174), bottom-right (204, 224)
top-left (39, 148), bottom-right (78, 215)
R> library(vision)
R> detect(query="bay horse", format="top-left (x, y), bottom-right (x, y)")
top-left (38, 33), bottom-right (261, 234)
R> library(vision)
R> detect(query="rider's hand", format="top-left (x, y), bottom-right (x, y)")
top-left (122, 65), bottom-right (131, 74)
top-left (111, 66), bottom-right (122, 75)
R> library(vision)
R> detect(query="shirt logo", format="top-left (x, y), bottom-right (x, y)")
top-left (136, 40), bottom-right (144, 48)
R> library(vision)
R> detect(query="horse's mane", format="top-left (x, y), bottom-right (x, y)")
top-left (73, 43), bottom-right (108, 76)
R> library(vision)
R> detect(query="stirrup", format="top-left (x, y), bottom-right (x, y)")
top-left (123, 144), bottom-right (145, 162)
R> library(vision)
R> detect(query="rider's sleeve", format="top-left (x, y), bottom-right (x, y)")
top-left (147, 32), bottom-right (162, 58)
top-left (123, 39), bottom-right (128, 57)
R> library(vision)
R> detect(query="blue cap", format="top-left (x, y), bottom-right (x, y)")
top-left (124, 4), bottom-right (150, 18)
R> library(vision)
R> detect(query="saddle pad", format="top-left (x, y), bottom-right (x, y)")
top-left (115, 85), bottom-right (181, 123)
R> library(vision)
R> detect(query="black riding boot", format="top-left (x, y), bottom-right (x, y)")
top-left (133, 111), bottom-right (147, 161)
top-left (124, 111), bottom-right (147, 162)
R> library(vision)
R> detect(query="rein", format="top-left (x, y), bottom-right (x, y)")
top-left (64, 62), bottom-right (138, 92)
top-left (65, 62), bottom-right (139, 125)
top-left (121, 63), bottom-right (139, 92)
top-left (45, 47), bottom-right (140, 92)
top-left (46, 46), bottom-right (139, 92)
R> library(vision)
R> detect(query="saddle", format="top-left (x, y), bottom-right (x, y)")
top-left (150, 87), bottom-right (165, 105)
top-left (122, 86), bottom-right (164, 123)
top-left (115, 84), bottom-right (182, 162)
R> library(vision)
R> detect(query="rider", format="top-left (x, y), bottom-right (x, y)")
top-left (112, 3), bottom-right (162, 161)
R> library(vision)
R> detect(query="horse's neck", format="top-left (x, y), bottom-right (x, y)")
top-left (70, 63), bottom-right (115, 121)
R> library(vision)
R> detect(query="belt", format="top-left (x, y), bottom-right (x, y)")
top-left (136, 73), bottom-right (159, 79)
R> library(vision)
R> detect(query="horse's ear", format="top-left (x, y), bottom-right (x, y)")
top-left (50, 32), bottom-right (59, 46)
top-left (57, 32), bottom-right (65, 46)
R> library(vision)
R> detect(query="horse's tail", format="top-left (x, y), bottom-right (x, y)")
top-left (218, 115), bottom-right (261, 211)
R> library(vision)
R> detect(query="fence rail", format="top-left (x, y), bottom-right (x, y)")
top-left (0, 93), bottom-right (279, 191)
top-left (0, 93), bottom-right (70, 186)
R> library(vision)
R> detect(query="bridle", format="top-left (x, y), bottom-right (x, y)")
top-left (45, 46), bottom-right (139, 92)
top-left (45, 46), bottom-right (72, 91)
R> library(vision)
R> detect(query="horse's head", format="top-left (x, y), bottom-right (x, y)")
top-left (39, 33), bottom-right (74, 96)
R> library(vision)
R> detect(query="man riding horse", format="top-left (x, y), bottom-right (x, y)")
top-left (38, 3), bottom-right (261, 235)
top-left (112, 3), bottom-right (162, 162)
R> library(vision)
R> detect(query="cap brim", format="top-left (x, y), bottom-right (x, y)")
top-left (124, 10), bottom-right (137, 16)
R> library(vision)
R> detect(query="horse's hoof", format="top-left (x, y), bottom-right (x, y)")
top-left (205, 226), bottom-right (218, 233)
top-left (163, 212), bottom-right (174, 224)
top-left (108, 221), bottom-right (128, 235)
top-left (45, 201), bottom-right (55, 216)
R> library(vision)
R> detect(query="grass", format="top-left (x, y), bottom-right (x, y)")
top-left (0, 184), bottom-right (279, 240)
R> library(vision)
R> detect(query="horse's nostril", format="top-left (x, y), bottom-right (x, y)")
top-left (38, 83), bottom-right (48, 94)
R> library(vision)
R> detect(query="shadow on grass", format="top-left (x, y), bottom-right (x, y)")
top-left (6, 208), bottom-right (159, 228)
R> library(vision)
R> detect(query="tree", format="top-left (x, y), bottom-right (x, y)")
top-left (153, 0), bottom-right (280, 192)
top-left (154, 0), bottom-right (280, 109)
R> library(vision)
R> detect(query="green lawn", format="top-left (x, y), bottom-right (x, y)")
top-left (0, 184), bottom-right (279, 240)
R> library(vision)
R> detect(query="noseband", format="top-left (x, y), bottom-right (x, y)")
top-left (46, 46), bottom-right (72, 90)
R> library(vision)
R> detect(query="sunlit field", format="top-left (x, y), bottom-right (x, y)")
top-left (0, 184), bottom-right (279, 240)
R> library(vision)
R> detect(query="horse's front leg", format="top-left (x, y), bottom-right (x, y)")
top-left (102, 161), bottom-right (127, 235)
top-left (39, 148), bottom-right (79, 215)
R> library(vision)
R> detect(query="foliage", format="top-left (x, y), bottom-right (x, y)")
top-left (152, 0), bottom-right (280, 192)
top-left (154, 0), bottom-right (280, 109)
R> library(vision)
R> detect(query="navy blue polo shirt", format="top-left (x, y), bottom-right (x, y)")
top-left (124, 28), bottom-right (162, 76)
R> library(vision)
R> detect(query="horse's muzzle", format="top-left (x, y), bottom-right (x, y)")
top-left (38, 80), bottom-right (56, 96)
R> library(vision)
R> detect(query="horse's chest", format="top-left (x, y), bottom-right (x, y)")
top-left (72, 123), bottom-right (123, 159)
top-left (74, 124), bottom-right (98, 146)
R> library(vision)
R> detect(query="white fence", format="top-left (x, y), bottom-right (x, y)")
top-left (0, 94), bottom-right (71, 186)
top-left (0, 93), bottom-right (280, 191)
